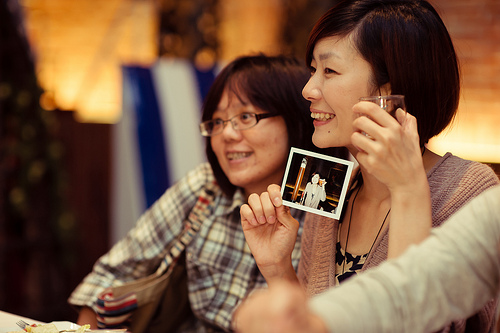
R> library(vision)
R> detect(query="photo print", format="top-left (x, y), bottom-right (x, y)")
top-left (281, 147), bottom-right (354, 219)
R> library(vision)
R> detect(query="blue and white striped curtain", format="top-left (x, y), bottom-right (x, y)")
top-left (111, 58), bottom-right (217, 243)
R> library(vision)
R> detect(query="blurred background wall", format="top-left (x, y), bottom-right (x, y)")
top-left (1, 0), bottom-right (499, 323)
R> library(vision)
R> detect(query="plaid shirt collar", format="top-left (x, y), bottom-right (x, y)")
top-left (212, 187), bottom-right (246, 217)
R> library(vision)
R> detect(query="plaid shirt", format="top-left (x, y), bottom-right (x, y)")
top-left (68, 162), bottom-right (304, 332)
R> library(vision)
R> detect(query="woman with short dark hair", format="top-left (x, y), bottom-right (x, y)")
top-left (305, 0), bottom-right (460, 147)
top-left (240, 1), bottom-right (499, 332)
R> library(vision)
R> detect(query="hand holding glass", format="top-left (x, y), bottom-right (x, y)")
top-left (359, 95), bottom-right (406, 118)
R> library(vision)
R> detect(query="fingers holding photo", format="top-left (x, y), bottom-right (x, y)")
top-left (267, 184), bottom-right (283, 207)
top-left (240, 202), bottom-right (260, 227)
top-left (243, 189), bottom-right (280, 226)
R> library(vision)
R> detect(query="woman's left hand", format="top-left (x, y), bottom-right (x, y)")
top-left (351, 101), bottom-right (425, 194)
top-left (351, 101), bottom-right (432, 258)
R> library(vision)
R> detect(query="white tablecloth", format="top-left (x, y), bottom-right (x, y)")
top-left (0, 312), bottom-right (120, 332)
top-left (0, 311), bottom-right (44, 332)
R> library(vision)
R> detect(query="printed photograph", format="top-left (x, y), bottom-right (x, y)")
top-left (281, 147), bottom-right (354, 219)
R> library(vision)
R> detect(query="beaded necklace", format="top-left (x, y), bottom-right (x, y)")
top-left (340, 187), bottom-right (390, 275)
top-left (340, 146), bottom-right (427, 275)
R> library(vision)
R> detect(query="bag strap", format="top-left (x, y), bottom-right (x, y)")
top-left (154, 181), bottom-right (217, 276)
top-left (95, 181), bottom-right (218, 329)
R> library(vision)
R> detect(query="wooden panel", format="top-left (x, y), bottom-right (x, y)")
top-left (54, 110), bottom-right (111, 290)
top-left (428, 0), bottom-right (500, 163)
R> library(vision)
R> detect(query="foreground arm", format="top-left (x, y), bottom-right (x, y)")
top-left (235, 186), bottom-right (500, 333)
top-left (233, 281), bottom-right (327, 333)
top-left (309, 186), bottom-right (500, 333)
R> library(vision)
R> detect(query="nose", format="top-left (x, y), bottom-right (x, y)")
top-left (220, 119), bottom-right (242, 141)
top-left (302, 75), bottom-right (321, 102)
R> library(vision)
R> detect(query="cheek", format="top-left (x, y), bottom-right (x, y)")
top-left (340, 113), bottom-right (356, 133)
top-left (267, 133), bottom-right (289, 162)
top-left (210, 137), bottom-right (224, 158)
top-left (253, 126), bottom-right (287, 157)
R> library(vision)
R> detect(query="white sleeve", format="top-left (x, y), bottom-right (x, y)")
top-left (309, 185), bottom-right (500, 333)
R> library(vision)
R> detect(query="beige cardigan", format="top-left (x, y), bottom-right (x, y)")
top-left (298, 152), bottom-right (500, 332)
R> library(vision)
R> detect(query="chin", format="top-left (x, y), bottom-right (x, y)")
top-left (226, 174), bottom-right (251, 188)
top-left (312, 135), bottom-right (333, 149)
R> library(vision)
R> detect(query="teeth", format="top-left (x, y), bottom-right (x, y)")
top-left (227, 152), bottom-right (252, 160)
top-left (311, 112), bottom-right (335, 121)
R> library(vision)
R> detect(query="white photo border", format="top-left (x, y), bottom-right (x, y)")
top-left (280, 147), bottom-right (354, 219)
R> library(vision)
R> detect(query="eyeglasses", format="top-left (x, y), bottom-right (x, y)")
top-left (199, 112), bottom-right (278, 137)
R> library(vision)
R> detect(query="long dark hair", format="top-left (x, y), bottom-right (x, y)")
top-left (306, 0), bottom-right (460, 146)
top-left (202, 54), bottom-right (345, 197)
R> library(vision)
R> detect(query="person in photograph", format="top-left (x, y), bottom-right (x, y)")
top-left (68, 54), bottom-right (342, 331)
top-left (318, 170), bottom-right (343, 213)
top-left (239, 1), bottom-right (500, 331)
top-left (299, 173), bottom-right (327, 209)
top-left (234, 185), bottom-right (500, 333)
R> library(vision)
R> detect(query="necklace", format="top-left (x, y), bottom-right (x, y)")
top-left (339, 146), bottom-right (425, 276)
top-left (340, 186), bottom-right (391, 275)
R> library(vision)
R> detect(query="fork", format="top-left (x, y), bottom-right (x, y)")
top-left (16, 319), bottom-right (30, 329)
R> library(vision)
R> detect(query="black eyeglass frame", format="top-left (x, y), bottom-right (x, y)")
top-left (199, 112), bottom-right (278, 137)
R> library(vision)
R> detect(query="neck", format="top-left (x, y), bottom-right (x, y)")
top-left (243, 177), bottom-right (283, 201)
top-left (422, 146), bottom-right (441, 174)
top-left (356, 166), bottom-right (391, 202)
top-left (351, 145), bottom-right (438, 201)
top-left (244, 187), bottom-right (261, 201)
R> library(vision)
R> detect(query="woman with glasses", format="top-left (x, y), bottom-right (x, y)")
top-left (68, 54), bottom-right (343, 331)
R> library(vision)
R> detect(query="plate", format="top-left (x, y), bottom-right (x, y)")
top-left (0, 321), bottom-right (80, 333)
top-left (51, 322), bottom-right (81, 330)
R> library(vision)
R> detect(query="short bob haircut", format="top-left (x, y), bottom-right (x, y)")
top-left (201, 54), bottom-right (343, 197)
top-left (306, 0), bottom-right (460, 147)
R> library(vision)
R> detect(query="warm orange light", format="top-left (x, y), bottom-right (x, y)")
top-left (20, 0), bottom-right (500, 166)
top-left (218, 0), bottom-right (283, 61)
top-left (22, 0), bottom-right (158, 123)
top-left (428, 94), bottom-right (500, 163)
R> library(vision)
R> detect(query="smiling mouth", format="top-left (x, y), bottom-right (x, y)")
top-left (311, 112), bottom-right (335, 121)
top-left (227, 152), bottom-right (252, 160)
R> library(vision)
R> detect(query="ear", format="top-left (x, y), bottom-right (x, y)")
top-left (379, 82), bottom-right (391, 96)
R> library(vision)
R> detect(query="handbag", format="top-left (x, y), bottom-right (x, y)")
top-left (96, 184), bottom-right (216, 332)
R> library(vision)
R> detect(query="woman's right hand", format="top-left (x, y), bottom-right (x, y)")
top-left (240, 184), bottom-right (299, 284)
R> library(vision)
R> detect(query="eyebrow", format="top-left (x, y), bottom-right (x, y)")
top-left (317, 51), bottom-right (340, 61)
top-left (214, 102), bottom-right (247, 115)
